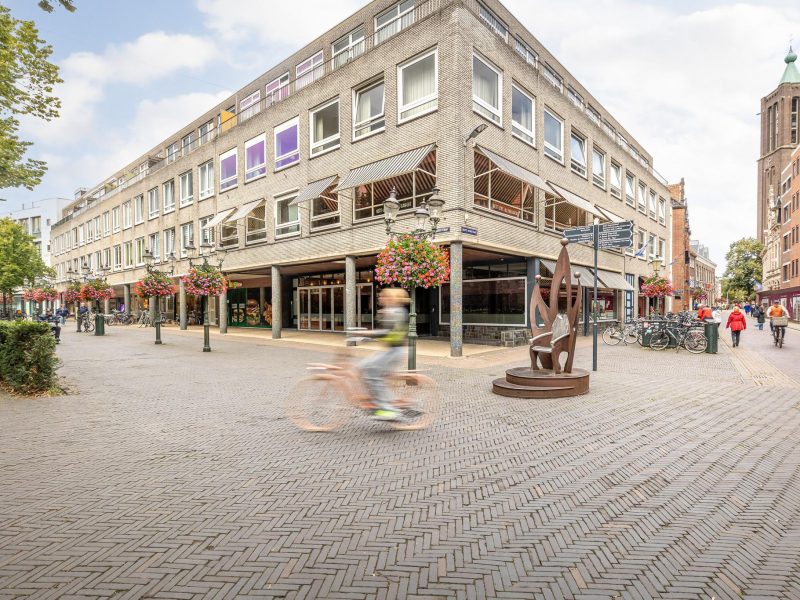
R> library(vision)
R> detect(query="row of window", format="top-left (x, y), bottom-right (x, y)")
top-left (15, 216), bottom-right (43, 235)
top-left (782, 225), bottom-right (800, 251)
top-left (783, 258), bottom-right (799, 282)
top-left (470, 52), bottom-right (666, 226)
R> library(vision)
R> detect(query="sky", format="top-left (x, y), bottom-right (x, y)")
top-left (3, 0), bottom-right (800, 273)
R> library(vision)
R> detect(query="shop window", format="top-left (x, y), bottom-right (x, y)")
top-left (440, 278), bottom-right (526, 326)
top-left (275, 192), bottom-right (300, 238)
top-left (544, 192), bottom-right (589, 233)
top-left (353, 148), bottom-right (436, 221)
top-left (473, 150), bottom-right (536, 224)
top-left (246, 203), bottom-right (267, 244)
top-left (311, 184), bottom-right (340, 231)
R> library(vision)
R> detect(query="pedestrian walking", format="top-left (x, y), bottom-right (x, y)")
top-left (726, 305), bottom-right (747, 347)
top-left (744, 303), bottom-right (751, 316)
top-left (753, 305), bottom-right (766, 330)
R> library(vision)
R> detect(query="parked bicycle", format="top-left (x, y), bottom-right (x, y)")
top-left (602, 319), bottom-right (642, 346)
top-left (649, 321), bottom-right (707, 353)
top-left (286, 334), bottom-right (440, 432)
top-left (79, 312), bottom-right (95, 333)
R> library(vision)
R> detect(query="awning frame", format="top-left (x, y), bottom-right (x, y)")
top-left (333, 143), bottom-right (436, 192)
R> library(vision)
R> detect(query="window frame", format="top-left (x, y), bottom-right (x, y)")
top-left (266, 72), bottom-right (290, 106)
top-left (122, 201), bottom-right (132, 229)
top-left (113, 244), bottom-right (122, 270)
top-left (310, 186), bottom-right (341, 231)
top-left (199, 216), bottom-right (215, 247)
top-left (543, 108), bottom-right (564, 163)
top-left (239, 89), bottom-right (261, 121)
top-left (511, 83), bottom-right (535, 146)
top-left (134, 194), bottom-right (145, 224)
top-left (274, 190), bottom-right (301, 239)
top-left (148, 232), bottom-right (161, 262)
top-left (296, 50), bottom-right (324, 90)
top-left (163, 179), bottom-right (176, 213)
top-left (163, 228), bottom-right (175, 258)
top-left (123, 241), bottom-right (134, 268)
top-left (570, 131), bottom-right (587, 178)
top-left (309, 98), bottom-right (341, 157)
top-left (609, 161), bottom-right (622, 199)
top-left (625, 173), bottom-right (636, 207)
top-left (180, 222), bottom-right (194, 258)
top-left (219, 147), bottom-right (238, 191)
top-left (472, 52), bottom-right (503, 126)
top-left (353, 78), bottom-right (386, 140)
top-left (637, 182), bottom-right (647, 214)
top-left (135, 237), bottom-right (146, 267)
top-left (332, 26), bottom-right (365, 69)
top-left (375, 0), bottom-right (415, 44)
top-left (591, 146), bottom-right (606, 189)
top-left (648, 189), bottom-right (658, 220)
top-left (199, 160), bottom-right (214, 200)
top-left (148, 187), bottom-right (159, 219)
top-left (244, 134), bottom-right (267, 182)
top-left (397, 48), bottom-right (438, 124)
top-left (274, 117), bottom-right (300, 171)
top-left (179, 171), bottom-right (194, 206)
top-left (245, 201), bottom-right (268, 244)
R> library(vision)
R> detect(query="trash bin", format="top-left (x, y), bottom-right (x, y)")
top-left (704, 321), bottom-right (717, 354)
top-left (95, 312), bottom-right (105, 336)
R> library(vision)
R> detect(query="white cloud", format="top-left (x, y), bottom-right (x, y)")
top-left (504, 0), bottom-right (800, 271)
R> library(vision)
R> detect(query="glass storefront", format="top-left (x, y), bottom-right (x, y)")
top-left (293, 270), bottom-right (374, 331)
top-left (228, 287), bottom-right (272, 328)
top-left (440, 261), bottom-right (528, 326)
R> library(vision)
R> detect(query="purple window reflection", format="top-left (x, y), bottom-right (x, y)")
top-left (220, 153), bottom-right (237, 190)
top-left (275, 125), bottom-right (299, 169)
top-left (245, 141), bottom-right (266, 180)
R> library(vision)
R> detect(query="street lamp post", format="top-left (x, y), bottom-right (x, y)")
top-left (143, 250), bottom-right (176, 345)
top-left (186, 242), bottom-right (227, 353)
top-left (94, 264), bottom-right (110, 336)
top-left (651, 258), bottom-right (663, 315)
top-left (383, 186), bottom-right (444, 371)
top-left (66, 267), bottom-right (81, 332)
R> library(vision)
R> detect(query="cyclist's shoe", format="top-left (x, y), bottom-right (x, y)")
top-left (372, 408), bottom-right (400, 421)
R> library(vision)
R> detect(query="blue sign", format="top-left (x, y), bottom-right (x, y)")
top-left (461, 226), bottom-right (478, 235)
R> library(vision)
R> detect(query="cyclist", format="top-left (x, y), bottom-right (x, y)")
top-left (697, 304), bottom-right (713, 321)
top-left (767, 300), bottom-right (788, 342)
top-left (359, 288), bottom-right (409, 421)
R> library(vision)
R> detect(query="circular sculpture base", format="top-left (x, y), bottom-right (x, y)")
top-left (492, 367), bottom-right (590, 399)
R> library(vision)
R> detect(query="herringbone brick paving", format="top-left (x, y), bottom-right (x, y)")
top-left (1, 327), bottom-right (799, 599)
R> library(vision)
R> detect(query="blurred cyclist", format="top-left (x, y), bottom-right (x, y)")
top-left (360, 288), bottom-right (409, 421)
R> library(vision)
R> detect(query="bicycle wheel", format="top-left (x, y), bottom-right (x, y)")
top-left (602, 326), bottom-right (623, 346)
top-left (649, 332), bottom-right (669, 351)
top-left (779, 333), bottom-right (783, 349)
top-left (286, 374), bottom-right (348, 432)
top-left (387, 373), bottom-right (440, 431)
top-left (683, 332), bottom-right (707, 354)
top-left (624, 326), bottom-right (639, 345)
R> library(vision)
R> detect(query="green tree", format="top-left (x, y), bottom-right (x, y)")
top-left (0, 5), bottom-right (62, 189)
top-left (722, 237), bottom-right (763, 301)
top-left (37, 1), bottom-right (76, 12)
top-left (0, 217), bottom-right (52, 309)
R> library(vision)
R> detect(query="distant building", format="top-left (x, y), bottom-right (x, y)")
top-left (690, 240), bottom-right (717, 305)
top-left (668, 179), bottom-right (694, 310)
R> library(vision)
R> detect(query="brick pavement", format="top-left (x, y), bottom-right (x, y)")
top-left (1, 326), bottom-right (799, 599)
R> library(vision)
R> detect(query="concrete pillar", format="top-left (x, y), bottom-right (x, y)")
top-left (179, 279), bottom-right (187, 330)
top-left (123, 284), bottom-right (131, 315)
top-left (104, 298), bottom-right (110, 314)
top-left (219, 290), bottom-right (228, 334)
top-left (259, 287), bottom-right (266, 325)
top-left (449, 241), bottom-right (463, 357)
top-left (345, 255), bottom-right (357, 330)
top-left (271, 265), bottom-right (282, 339)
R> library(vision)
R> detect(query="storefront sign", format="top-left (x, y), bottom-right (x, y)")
top-left (436, 227), bottom-right (451, 234)
top-left (460, 226), bottom-right (478, 235)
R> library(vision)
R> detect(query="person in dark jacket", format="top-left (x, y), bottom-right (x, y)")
top-left (753, 305), bottom-right (766, 330)
top-left (726, 305), bottom-right (747, 347)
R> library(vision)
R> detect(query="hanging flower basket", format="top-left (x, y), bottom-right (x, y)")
top-left (182, 265), bottom-right (228, 296)
top-left (80, 279), bottom-right (114, 302)
top-left (22, 289), bottom-right (36, 301)
top-left (134, 271), bottom-right (177, 298)
top-left (641, 274), bottom-right (674, 298)
top-left (63, 282), bottom-right (82, 303)
top-left (375, 235), bottom-right (450, 290)
top-left (33, 287), bottom-right (58, 303)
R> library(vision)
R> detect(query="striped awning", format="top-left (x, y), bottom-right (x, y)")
top-left (334, 144), bottom-right (435, 191)
top-left (476, 146), bottom-right (549, 191)
top-left (227, 199), bottom-right (263, 222)
top-left (595, 206), bottom-right (626, 223)
top-left (547, 182), bottom-right (603, 218)
top-left (541, 259), bottom-right (596, 286)
top-left (205, 208), bottom-right (235, 228)
top-left (595, 269), bottom-right (634, 291)
top-left (290, 175), bottom-right (338, 206)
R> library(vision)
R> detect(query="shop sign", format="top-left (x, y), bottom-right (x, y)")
top-left (436, 226), bottom-right (451, 234)
top-left (461, 226), bottom-right (478, 235)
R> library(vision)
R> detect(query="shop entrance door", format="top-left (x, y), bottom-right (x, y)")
top-left (357, 284), bottom-right (373, 329)
top-left (299, 285), bottom-right (346, 331)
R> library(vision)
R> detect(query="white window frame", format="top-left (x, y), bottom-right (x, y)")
top-left (638, 182), bottom-right (647, 214)
top-left (543, 108), bottom-right (564, 163)
top-left (122, 201), bottom-right (132, 229)
top-left (266, 72), bottom-right (290, 106)
top-left (375, 0), bottom-right (415, 44)
top-left (135, 237), bottom-right (146, 266)
top-left (219, 147), bottom-right (238, 191)
top-left (78, 224), bottom-right (85, 245)
top-left (148, 232), bottom-right (161, 262)
top-left (166, 141), bottom-right (179, 164)
top-left (113, 245), bottom-right (122, 270)
top-left (332, 27), bottom-right (365, 70)
top-left (658, 197), bottom-right (666, 225)
top-left (163, 228), bottom-right (175, 259)
top-left (591, 147), bottom-right (606, 189)
top-left (163, 180), bottom-right (176, 213)
top-left (472, 53), bottom-right (502, 125)
top-left (649, 190), bottom-right (658, 220)
top-left (296, 50), bottom-right (324, 90)
top-left (570, 131), bottom-right (587, 178)
top-left (511, 84), bottom-right (534, 146)
top-left (625, 173), bottom-right (636, 206)
top-left (103, 212), bottom-right (110, 236)
top-left (123, 241), bottom-right (134, 268)
top-left (199, 120), bottom-right (215, 145)
top-left (199, 216), bottom-right (215, 246)
top-left (274, 117), bottom-right (300, 171)
top-left (179, 171), bottom-right (193, 207)
top-left (134, 194), bottom-right (144, 224)
top-left (199, 160), bottom-right (214, 200)
top-left (610, 161), bottom-right (622, 199)
top-left (274, 189), bottom-right (301, 239)
top-left (103, 248), bottom-right (111, 270)
top-left (353, 78), bottom-right (385, 140)
top-left (397, 48), bottom-right (438, 124)
top-left (239, 90), bottom-right (261, 121)
top-left (244, 134), bottom-right (267, 182)
top-left (86, 220), bottom-right (94, 242)
top-left (310, 98), bottom-right (340, 156)
top-left (147, 188), bottom-right (159, 219)
top-left (478, 2), bottom-right (508, 41)
top-left (180, 222), bottom-right (194, 258)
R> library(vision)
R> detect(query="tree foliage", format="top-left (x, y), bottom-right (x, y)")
top-left (722, 237), bottom-right (763, 301)
top-left (0, 5), bottom-right (62, 189)
top-left (0, 217), bottom-right (52, 299)
top-left (37, 1), bottom-right (76, 12)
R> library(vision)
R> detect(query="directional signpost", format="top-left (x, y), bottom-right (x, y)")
top-left (564, 220), bottom-right (634, 372)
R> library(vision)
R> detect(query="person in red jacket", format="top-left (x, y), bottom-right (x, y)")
top-left (726, 305), bottom-right (747, 347)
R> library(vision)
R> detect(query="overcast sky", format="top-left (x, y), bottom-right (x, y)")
top-left (3, 0), bottom-right (800, 272)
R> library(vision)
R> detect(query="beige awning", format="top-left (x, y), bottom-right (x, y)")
top-left (547, 182), bottom-right (603, 218)
top-left (596, 269), bottom-right (634, 291)
top-left (595, 206), bottom-right (626, 223)
top-left (334, 144), bottom-right (435, 191)
top-left (290, 175), bottom-right (338, 206)
top-left (205, 208), bottom-right (235, 228)
top-left (227, 199), bottom-right (263, 221)
top-left (476, 146), bottom-right (549, 192)
top-left (541, 259), bottom-right (596, 286)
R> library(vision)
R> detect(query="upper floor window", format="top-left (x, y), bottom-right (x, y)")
top-left (648, 189), bottom-right (657, 219)
top-left (275, 191), bottom-right (300, 238)
top-left (199, 216), bottom-right (215, 246)
top-left (122, 201), bottom-right (132, 229)
top-left (245, 134), bottom-right (267, 181)
top-left (180, 222), bottom-right (194, 258)
top-left (181, 132), bottom-right (196, 156)
top-left (266, 72), bottom-right (290, 107)
top-left (310, 181), bottom-right (340, 231)
top-left (511, 84), bottom-right (534, 145)
top-left (296, 50), bottom-right (324, 90)
top-left (332, 27), bottom-right (365, 70)
top-left (199, 160), bottom-right (214, 200)
top-left (375, 0), bottom-right (415, 45)
top-left (543, 108), bottom-right (563, 163)
top-left (570, 131), bottom-right (587, 177)
top-left (610, 162), bottom-right (622, 199)
top-left (134, 194), bottom-right (144, 224)
top-left (179, 171), bottom-right (193, 206)
top-left (542, 63), bottom-right (563, 92)
top-left (275, 117), bottom-right (300, 170)
top-left (199, 120), bottom-right (215, 145)
top-left (353, 79), bottom-right (385, 140)
top-left (148, 187), bottom-right (159, 218)
top-left (566, 86), bottom-right (584, 111)
top-left (658, 197), bottom-right (666, 225)
top-left (398, 48), bottom-right (437, 123)
top-left (514, 36), bottom-right (538, 67)
top-left (591, 147), bottom-right (605, 188)
top-left (478, 3), bottom-right (508, 41)
top-left (310, 99), bottom-right (340, 156)
top-left (219, 148), bottom-right (238, 191)
top-left (625, 173), bottom-right (635, 206)
top-left (246, 202), bottom-right (267, 244)
top-left (472, 54), bottom-right (502, 125)
top-left (148, 232), bottom-right (160, 261)
top-left (103, 211), bottom-right (110, 236)
top-left (637, 182), bottom-right (647, 214)
top-left (239, 90), bottom-right (261, 122)
top-left (163, 180), bottom-right (176, 213)
top-left (166, 141), bottom-right (179, 164)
